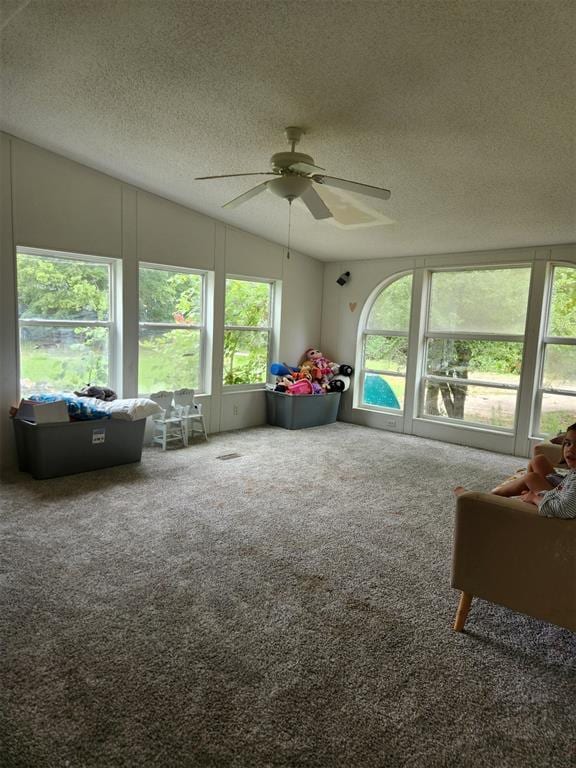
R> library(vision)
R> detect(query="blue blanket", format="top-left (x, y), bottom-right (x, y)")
top-left (28, 393), bottom-right (111, 420)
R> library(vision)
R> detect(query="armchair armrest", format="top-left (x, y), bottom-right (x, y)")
top-left (452, 492), bottom-right (576, 631)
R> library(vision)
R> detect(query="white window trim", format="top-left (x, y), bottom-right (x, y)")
top-left (531, 262), bottom-right (576, 437)
top-left (17, 246), bottom-right (118, 394)
top-left (355, 272), bottom-right (413, 413)
top-left (416, 265), bottom-right (533, 433)
top-left (138, 262), bottom-right (207, 396)
top-left (223, 275), bottom-right (275, 391)
top-left (355, 258), bottom-right (576, 455)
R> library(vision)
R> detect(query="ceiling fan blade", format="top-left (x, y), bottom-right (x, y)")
top-left (288, 161), bottom-right (326, 174)
top-left (222, 181), bottom-right (270, 209)
top-left (314, 174), bottom-right (391, 201)
top-left (195, 172), bottom-right (276, 180)
top-left (300, 185), bottom-right (333, 220)
top-left (315, 184), bottom-right (395, 228)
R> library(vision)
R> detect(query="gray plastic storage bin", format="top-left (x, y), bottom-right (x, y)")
top-left (13, 418), bottom-right (146, 479)
top-left (266, 390), bottom-right (341, 429)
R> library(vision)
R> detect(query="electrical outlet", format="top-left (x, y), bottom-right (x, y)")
top-left (233, 404), bottom-right (239, 416)
top-left (385, 419), bottom-right (396, 427)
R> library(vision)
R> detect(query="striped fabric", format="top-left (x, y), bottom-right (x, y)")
top-left (538, 469), bottom-right (576, 519)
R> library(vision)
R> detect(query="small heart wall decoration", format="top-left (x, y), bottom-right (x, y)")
top-left (349, 302), bottom-right (357, 312)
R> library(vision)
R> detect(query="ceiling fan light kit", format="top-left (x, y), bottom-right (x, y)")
top-left (195, 127), bottom-right (392, 225)
top-left (268, 174), bottom-right (311, 201)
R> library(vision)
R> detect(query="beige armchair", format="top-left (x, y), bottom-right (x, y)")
top-left (451, 441), bottom-right (576, 633)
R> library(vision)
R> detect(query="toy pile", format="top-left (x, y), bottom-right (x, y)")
top-left (270, 348), bottom-right (353, 395)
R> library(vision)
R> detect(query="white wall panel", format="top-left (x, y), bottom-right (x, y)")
top-left (220, 391), bottom-right (267, 432)
top-left (137, 191), bottom-right (215, 269)
top-left (278, 249), bottom-right (323, 367)
top-left (12, 139), bottom-right (122, 257)
top-left (120, 188), bottom-right (139, 398)
top-left (321, 257), bottom-right (415, 369)
top-left (0, 134), bottom-right (18, 475)
top-left (225, 227), bottom-right (283, 279)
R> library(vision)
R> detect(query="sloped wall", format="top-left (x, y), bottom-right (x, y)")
top-left (0, 133), bottom-right (324, 473)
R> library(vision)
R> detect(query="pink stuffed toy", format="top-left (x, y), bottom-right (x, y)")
top-left (300, 348), bottom-right (336, 377)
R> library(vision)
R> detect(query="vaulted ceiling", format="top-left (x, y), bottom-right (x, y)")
top-left (1, 0), bottom-right (575, 261)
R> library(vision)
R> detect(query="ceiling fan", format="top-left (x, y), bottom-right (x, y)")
top-left (195, 127), bottom-right (391, 222)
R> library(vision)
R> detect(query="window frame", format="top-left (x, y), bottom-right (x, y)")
top-left (137, 262), bottom-right (207, 396)
top-left (223, 275), bottom-right (275, 390)
top-left (418, 264), bottom-right (532, 433)
top-left (358, 272), bottom-right (413, 413)
top-left (16, 246), bottom-right (117, 396)
top-left (532, 262), bottom-right (576, 437)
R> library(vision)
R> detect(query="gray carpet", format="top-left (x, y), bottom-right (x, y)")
top-left (1, 423), bottom-right (575, 768)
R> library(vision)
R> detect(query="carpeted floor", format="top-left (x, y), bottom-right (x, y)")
top-left (1, 423), bottom-right (575, 768)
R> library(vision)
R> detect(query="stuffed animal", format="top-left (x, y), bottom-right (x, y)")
top-left (300, 348), bottom-right (333, 376)
top-left (328, 374), bottom-right (350, 393)
top-left (328, 363), bottom-right (354, 392)
top-left (270, 355), bottom-right (353, 395)
top-left (299, 349), bottom-right (354, 392)
top-left (74, 384), bottom-right (117, 402)
top-left (270, 362), bottom-right (298, 377)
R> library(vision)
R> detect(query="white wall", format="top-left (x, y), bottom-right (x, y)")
top-left (0, 133), bottom-right (324, 473)
top-left (321, 245), bottom-right (576, 457)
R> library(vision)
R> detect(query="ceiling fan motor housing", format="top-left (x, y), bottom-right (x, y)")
top-left (270, 152), bottom-right (315, 172)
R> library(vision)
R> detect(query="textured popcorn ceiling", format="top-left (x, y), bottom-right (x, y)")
top-left (1, 0), bottom-right (575, 262)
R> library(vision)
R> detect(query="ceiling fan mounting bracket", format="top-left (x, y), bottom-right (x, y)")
top-left (284, 126), bottom-right (304, 149)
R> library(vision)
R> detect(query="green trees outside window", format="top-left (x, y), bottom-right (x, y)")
top-left (537, 266), bottom-right (576, 434)
top-left (223, 279), bottom-right (272, 385)
top-left (361, 274), bottom-right (412, 409)
top-left (17, 251), bottom-right (113, 395)
top-left (138, 266), bottom-right (204, 395)
top-left (423, 267), bottom-right (531, 427)
top-left (361, 263), bottom-right (576, 436)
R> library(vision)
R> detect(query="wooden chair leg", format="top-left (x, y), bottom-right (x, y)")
top-left (453, 591), bottom-right (473, 631)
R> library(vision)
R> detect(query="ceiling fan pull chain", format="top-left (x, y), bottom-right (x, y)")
top-left (286, 199), bottom-right (292, 259)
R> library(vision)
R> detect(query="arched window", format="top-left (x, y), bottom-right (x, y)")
top-left (360, 273), bottom-right (413, 410)
top-left (357, 261), bottom-right (575, 446)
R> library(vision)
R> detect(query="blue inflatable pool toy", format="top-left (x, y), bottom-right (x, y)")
top-left (363, 374), bottom-right (400, 409)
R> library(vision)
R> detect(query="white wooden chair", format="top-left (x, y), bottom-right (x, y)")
top-left (149, 391), bottom-right (185, 450)
top-left (173, 388), bottom-right (208, 444)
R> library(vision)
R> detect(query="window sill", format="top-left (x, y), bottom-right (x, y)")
top-left (222, 385), bottom-right (268, 394)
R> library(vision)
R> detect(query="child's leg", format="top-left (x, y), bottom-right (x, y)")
top-left (491, 474), bottom-right (528, 496)
top-left (530, 453), bottom-right (556, 477)
top-left (491, 453), bottom-right (557, 496)
top-left (523, 471), bottom-right (554, 493)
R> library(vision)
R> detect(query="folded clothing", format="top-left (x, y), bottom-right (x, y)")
top-left (28, 393), bottom-right (161, 421)
top-left (84, 397), bottom-right (162, 421)
top-left (28, 393), bottom-right (110, 420)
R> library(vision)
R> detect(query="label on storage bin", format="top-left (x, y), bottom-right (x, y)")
top-left (92, 427), bottom-right (106, 445)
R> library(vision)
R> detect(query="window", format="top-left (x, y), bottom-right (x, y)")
top-left (534, 264), bottom-right (576, 436)
top-left (421, 267), bottom-right (531, 429)
top-left (138, 265), bottom-right (205, 395)
top-left (360, 273), bottom-right (413, 410)
top-left (223, 278), bottom-right (272, 386)
top-left (17, 248), bottom-right (115, 396)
